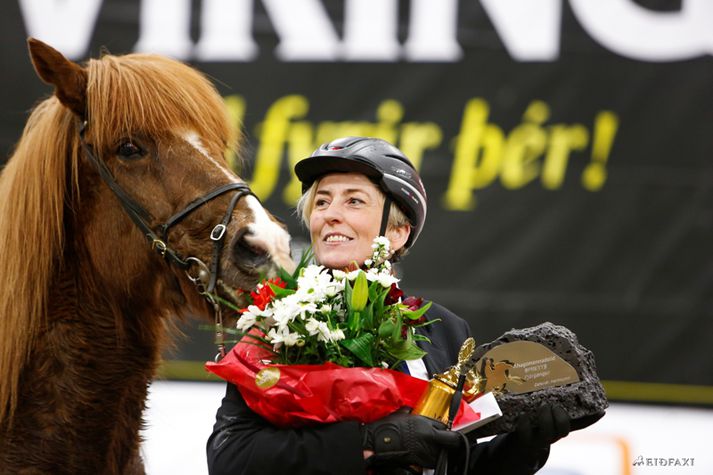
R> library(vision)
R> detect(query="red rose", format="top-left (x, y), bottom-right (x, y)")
top-left (400, 295), bottom-right (427, 338)
top-left (402, 296), bottom-right (424, 312)
top-left (384, 283), bottom-right (404, 306)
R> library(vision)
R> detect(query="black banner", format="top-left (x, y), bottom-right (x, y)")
top-left (2, 0), bottom-right (712, 404)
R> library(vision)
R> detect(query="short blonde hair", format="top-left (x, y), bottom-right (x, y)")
top-left (296, 178), bottom-right (412, 257)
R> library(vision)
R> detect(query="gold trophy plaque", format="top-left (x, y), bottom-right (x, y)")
top-left (474, 340), bottom-right (580, 395)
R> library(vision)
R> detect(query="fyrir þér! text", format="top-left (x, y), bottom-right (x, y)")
top-left (222, 95), bottom-right (619, 209)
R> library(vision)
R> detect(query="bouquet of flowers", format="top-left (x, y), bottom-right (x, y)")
top-left (206, 237), bottom-right (480, 428)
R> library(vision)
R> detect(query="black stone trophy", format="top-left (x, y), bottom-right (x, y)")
top-left (413, 322), bottom-right (608, 437)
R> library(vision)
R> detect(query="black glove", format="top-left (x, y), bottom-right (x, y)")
top-left (361, 411), bottom-right (461, 469)
top-left (469, 404), bottom-right (573, 475)
top-left (517, 404), bottom-right (605, 445)
top-left (516, 403), bottom-right (571, 449)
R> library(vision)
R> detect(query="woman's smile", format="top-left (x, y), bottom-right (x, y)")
top-left (309, 173), bottom-right (384, 269)
top-left (323, 233), bottom-right (352, 243)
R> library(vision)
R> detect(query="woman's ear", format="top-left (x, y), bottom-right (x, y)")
top-left (386, 224), bottom-right (411, 254)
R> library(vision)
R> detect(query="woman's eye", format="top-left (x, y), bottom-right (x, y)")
top-left (117, 141), bottom-right (143, 158)
top-left (348, 198), bottom-right (364, 205)
top-left (314, 199), bottom-right (328, 208)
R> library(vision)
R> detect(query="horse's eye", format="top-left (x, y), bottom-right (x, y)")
top-left (117, 141), bottom-right (144, 159)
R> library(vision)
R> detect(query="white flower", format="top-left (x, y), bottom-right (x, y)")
top-left (297, 301), bottom-right (319, 319)
top-left (236, 313), bottom-right (257, 332)
top-left (305, 318), bottom-right (329, 341)
top-left (365, 268), bottom-right (399, 288)
top-left (329, 328), bottom-right (346, 342)
top-left (296, 265), bottom-right (340, 303)
top-left (376, 272), bottom-right (399, 288)
top-left (297, 264), bottom-right (327, 289)
top-left (236, 305), bottom-right (272, 332)
top-left (305, 318), bottom-right (344, 343)
top-left (305, 317), bottom-right (323, 335)
top-left (270, 294), bottom-right (302, 328)
top-left (369, 236), bottom-right (392, 267)
top-left (267, 326), bottom-right (302, 347)
top-left (372, 236), bottom-right (391, 249)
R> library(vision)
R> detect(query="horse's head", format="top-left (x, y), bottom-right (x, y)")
top-left (26, 38), bottom-right (294, 318)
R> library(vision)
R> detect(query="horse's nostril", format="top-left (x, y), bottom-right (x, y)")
top-left (232, 229), bottom-right (270, 269)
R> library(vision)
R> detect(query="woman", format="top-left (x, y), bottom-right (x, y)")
top-left (207, 137), bottom-right (576, 474)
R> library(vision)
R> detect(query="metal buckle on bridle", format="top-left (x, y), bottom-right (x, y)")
top-left (185, 256), bottom-right (211, 293)
top-left (202, 284), bottom-right (226, 362)
top-left (151, 238), bottom-right (168, 256)
top-left (185, 257), bottom-right (226, 361)
top-left (210, 224), bottom-right (227, 241)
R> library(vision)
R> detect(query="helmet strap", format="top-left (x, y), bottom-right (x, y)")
top-left (379, 196), bottom-right (392, 237)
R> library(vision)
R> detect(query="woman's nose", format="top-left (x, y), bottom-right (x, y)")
top-left (321, 202), bottom-right (343, 223)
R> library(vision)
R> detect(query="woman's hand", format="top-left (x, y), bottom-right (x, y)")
top-left (361, 411), bottom-right (461, 469)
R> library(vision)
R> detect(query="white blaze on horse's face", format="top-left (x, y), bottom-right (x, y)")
top-left (182, 131), bottom-right (294, 273)
top-left (243, 195), bottom-right (294, 272)
top-left (183, 131), bottom-right (235, 182)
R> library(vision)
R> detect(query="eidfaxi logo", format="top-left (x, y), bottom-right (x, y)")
top-left (633, 455), bottom-right (695, 467)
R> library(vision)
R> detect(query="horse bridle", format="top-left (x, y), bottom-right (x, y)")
top-left (78, 121), bottom-right (253, 359)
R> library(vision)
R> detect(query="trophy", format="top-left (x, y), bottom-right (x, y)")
top-left (412, 337), bottom-right (480, 424)
top-left (414, 322), bottom-right (608, 436)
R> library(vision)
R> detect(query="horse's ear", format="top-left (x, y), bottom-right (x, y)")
top-left (27, 37), bottom-right (87, 118)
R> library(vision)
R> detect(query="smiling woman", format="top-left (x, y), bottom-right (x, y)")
top-left (205, 137), bottom-right (604, 475)
top-left (307, 173), bottom-right (409, 269)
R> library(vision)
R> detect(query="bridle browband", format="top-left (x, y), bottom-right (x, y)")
top-left (78, 120), bottom-right (254, 359)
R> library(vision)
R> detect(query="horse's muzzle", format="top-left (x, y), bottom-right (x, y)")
top-left (231, 227), bottom-right (271, 272)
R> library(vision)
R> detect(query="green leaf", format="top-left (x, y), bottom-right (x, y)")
top-left (344, 277), bottom-right (353, 310)
top-left (293, 247), bottom-right (314, 278)
top-left (361, 302), bottom-right (374, 331)
top-left (277, 266), bottom-right (297, 289)
top-left (391, 312), bottom-right (403, 342)
top-left (348, 310), bottom-right (362, 333)
top-left (378, 320), bottom-right (395, 338)
top-left (210, 294), bottom-right (241, 311)
top-left (268, 282), bottom-right (294, 299)
top-left (412, 317), bottom-right (440, 329)
top-left (341, 333), bottom-right (375, 366)
top-left (351, 271), bottom-right (368, 311)
top-left (402, 301), bottom-right (432, 320)
top-left (388, 342), bottom-right (427, 361)
top-left (373, 286), bottom-right (389, 316)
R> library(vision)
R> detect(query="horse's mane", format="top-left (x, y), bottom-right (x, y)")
top-left (0, 51), bottom-right (236, 424)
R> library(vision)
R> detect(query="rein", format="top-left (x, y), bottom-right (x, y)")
top-left (79, 121), bottom-right (252, 359)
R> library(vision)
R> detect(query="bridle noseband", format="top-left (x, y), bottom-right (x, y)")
top-left (79, 121), bottom-right (253, 359)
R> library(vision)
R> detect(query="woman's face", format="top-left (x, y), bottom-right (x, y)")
top-left (309, 173), bottom-right (404, 269)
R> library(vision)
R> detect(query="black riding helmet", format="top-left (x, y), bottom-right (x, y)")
top-left (294, 136), bottom-right (427, 250)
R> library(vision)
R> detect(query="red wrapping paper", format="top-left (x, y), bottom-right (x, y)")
top-left (205, 337), bottom-right (481, 428)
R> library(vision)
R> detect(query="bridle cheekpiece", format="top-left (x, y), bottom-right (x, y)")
top-left (79, 120), bottom-right (254, 360)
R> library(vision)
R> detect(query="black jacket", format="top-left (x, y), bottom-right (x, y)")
top-left (206, 302), bottom-right (548, 474)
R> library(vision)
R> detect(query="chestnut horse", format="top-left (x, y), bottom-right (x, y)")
top-left (0, 39), bottom-right (293, 474)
